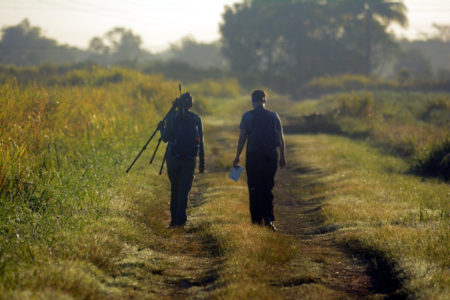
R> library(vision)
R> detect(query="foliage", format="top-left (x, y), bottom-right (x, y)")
top-left (394, 49), bottom-right (433, 79)
top-left (398, 39), bottom-right (450, 76)
top-left (0, 20), bottom-right (229, 74)
top-left (0, 19), bottom-right (86, 66)
top-left (299, 74), bottom-right (394, 97)
top-left (298, 74), bottom-right (450, 97)
top-left (187, 78), bottom-right (240, 98)
top-left (288, 134), bottom-right (449, 299)
top-left (0, 67), bottom-right (178, 293)
top-left (290, 90), bottom-right (449, 162)
top-left (87, 27), bottom-right (144, 64)
top-left (220, 0), bottom-right (407, 92)
top-left (412, 139), bottom-right (450, 181)
top-left (168, 36), bottom-right (228, 69)
top-left (334, 92), bottom-right (374, 118)
top-left (185, 78), bottom-right (241, 114)
top-left (141, 60), bottom-right (226, 83)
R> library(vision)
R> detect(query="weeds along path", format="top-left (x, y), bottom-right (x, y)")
top-left (274, 152), bottom-right (397, 298)
top-left (106, 172), bottom-right (221, 299)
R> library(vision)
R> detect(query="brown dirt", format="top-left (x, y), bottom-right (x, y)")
top-left (273, 164), bottom-right (403, 299)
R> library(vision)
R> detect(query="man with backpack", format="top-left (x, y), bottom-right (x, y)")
top-left (159, 92), bottom-right (204, 227)
top-left (233, 90), bottom-right (286, 231)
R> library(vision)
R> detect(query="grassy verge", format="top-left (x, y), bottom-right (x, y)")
top-left (287, 134), bottom-right (449, 299)
top-left (0, 69), bottom-right (179, 298)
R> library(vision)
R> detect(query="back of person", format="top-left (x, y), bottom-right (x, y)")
top-left (246, 106), bottom-right (280, 153)
top-left (159, 92), bottom-right (205, 228)
top-left (171, 111), bottom-right (201, 159)
top-left (233, 89), bottom-right (286, 231)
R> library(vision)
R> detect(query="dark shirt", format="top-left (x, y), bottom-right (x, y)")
top-left (161, 110), bottom-right (205, 168)
top-left (239, 105), bottom-right (283, 153)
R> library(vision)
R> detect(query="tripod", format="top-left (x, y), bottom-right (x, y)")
top-left (125, 101), bottom-right (176, 174)
top-left (126, 84), bottom-right (183, 175)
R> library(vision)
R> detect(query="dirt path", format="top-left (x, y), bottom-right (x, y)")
top-left (109, 182), bottom-right (220, 300)
top-left (273, 156), bottom-right (400, 298)
top-left (111, 122), bottom-right (402, 299)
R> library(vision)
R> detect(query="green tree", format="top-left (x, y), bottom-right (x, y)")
top-left (220, 0), bottom-right (370, 90)
top-left (88, 27), bottom-right (143, 65)
top-left (169, 36), bottom-right (227, 69)
top-left (334, 0), bottom-right (408, 75)
top-left (0, 19), bottom-right (84, 66)
top-left (394, 49), bottom-right (433, 79)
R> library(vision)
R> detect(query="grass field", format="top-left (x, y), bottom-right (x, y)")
top-left (1, 66), bottom-right (449, 299)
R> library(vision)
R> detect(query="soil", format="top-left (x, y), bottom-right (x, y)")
top-left (273, 164), bottom-right (404, 299)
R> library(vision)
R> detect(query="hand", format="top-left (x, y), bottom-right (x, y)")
top-left (199, 165), bottom-right (205, 174)
top-left (279, 156), bottom-right (287, 169)
top-left (233, 157), bottom-right (240, 168)
top-left (157, 121), bottom-right (165, 130)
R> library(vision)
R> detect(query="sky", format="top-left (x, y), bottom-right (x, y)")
top-left (0, 0), bottom-right (449, 52)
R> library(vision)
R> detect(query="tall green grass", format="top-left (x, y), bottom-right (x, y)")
top-left (288, 134), bottom-right (449, 299)
top-left (298, 74), bottom-right (450, 97)
top-left (0, 68), bottom-right (178, 297)
top-left (289, 90), bottom-right (450, 178)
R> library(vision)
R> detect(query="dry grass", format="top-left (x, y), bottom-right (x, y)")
top-left (287, 134), bottom-right (449, 299)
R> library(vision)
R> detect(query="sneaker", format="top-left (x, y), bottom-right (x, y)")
top-left (265, 220), bottom-right (276, 231)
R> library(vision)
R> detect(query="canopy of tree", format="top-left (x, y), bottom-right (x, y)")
top-left (0, 19), bottom-right (86, 66)
top-left (167, 36), bottom-right (227, 69)
top-left (87, 27), bottom-right (144, 65)
top-left (220, 0), bottom-right (408, 91)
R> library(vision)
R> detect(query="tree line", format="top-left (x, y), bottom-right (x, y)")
top-left (220, 0), bottom-right (450, 92)
top-left (1, 0), bottom-right (450, 93)
top-left (0, 19), bottom-right (225, 69)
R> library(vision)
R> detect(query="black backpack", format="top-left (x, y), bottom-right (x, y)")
top-left (250, 108), bottom-right (280, 152)
top-left (172, 114), bottom-right (201, 159)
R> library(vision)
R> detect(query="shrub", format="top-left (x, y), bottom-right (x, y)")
top-left (334, 92), bottom-right (374, 118)
top-left (298, 74), bottom-right (450, 98)
top-left (187, 78), bottom-right (240, 98)
top-left (412, 139), bottom-right (450, 181)
top-left (419, 96), bottom-right (450, 127)
top-left (298, 74), bottom-right (396, 97)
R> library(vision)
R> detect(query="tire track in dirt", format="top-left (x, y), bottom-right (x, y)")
top-left (107, 178), bottom-right (220, 299)
top-left (274, 150), bottom-right (402, 298)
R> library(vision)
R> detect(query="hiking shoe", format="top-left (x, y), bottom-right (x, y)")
top-left (265, 221), bottom-right (277, 231)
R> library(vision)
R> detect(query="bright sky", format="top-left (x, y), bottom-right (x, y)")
top-left (0, 0), bottom-right (449, 52)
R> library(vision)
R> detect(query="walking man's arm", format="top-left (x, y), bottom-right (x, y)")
top-left (233, 129), bottom-right (247, 168)
top-left (198, 117), bottom-right (205, 173)
top-left (279, 129), bottom-right (287, 168)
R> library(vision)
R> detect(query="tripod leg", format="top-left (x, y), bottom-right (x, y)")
top-left (126, 102), bottom-right (176, 174)
top-left (159, 146), bottom-right (168, 175)
top-left (149, 138), bottom-right (162, 164)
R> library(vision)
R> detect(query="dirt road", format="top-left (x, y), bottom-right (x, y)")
top-left (274, 163), bottom-right (401, 298)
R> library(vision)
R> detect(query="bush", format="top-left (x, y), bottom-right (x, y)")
top-left (419, 96), bottom-right (450, 127)
top-left (412, 139), bottom-right (450, 181)
top-left (187, 78), bottom-right (240, 98)
top-left (283, 113), bottom-right (342, 134)
top-left (298, 74), bottom-right (396, 97)
top-left (334, 92), bottom-right (374, 118)
top-left (298, 74), bottom-right (450, 98)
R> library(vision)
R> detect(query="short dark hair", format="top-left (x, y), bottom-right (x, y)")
top-left (181, 92), bottom-right (193, 108)
top-left (251, 90), bottom-right (267, 103)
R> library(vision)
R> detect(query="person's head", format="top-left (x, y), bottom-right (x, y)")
top-left (251, 89), bottom-right (267, 108)
top-left (179, 92), bottom-right (193, 110)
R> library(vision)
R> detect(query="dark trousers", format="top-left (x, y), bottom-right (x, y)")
top-left (246, 150), bottom-right (278, 224)
top-left (166, 152), bottom-right (196, 226)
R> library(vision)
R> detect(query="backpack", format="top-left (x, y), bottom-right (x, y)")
top-left (172, 113), bottom-right (201, 159)
top-left (250, 108), bottom-right (280, 152)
